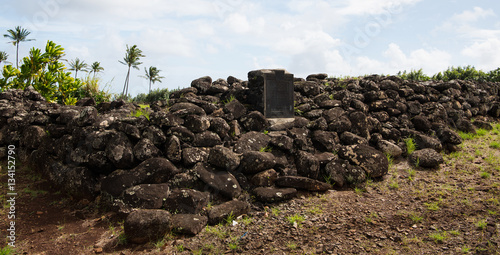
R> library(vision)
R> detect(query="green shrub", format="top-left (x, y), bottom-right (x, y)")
top-left (0, 41), bottom-right (89, 104)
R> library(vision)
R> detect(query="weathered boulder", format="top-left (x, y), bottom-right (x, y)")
top-left (250, 169), bottom-right (278, 187)
top-left (133, 138), bottom-right (161, 162)
top-left (194, 164), bottom-right (242, 199)
top-left (21, 125), bottom-right (47, 150)
top-left (193, 131), bottom-right (222, 147)
top-left (171, 214), bottom-right (208, 235)
top-left (208, 200), bottom-right (250, 225)
top-left (164, 135), bottom-right (182, 163)
top-left (191, 76), bottom-right (212, 94)
top-left (234, 131), bottom-right (271, 153)
top-left (208, 146), bottom-right (241, 171)
top-left (105, 132), bottom-right (135, 169)
top-left (339, 144), bottom-right (389, 178)
top-left (253, 187), bottom-right (297, 203)
top-left (185, 115), bottom-right (211, 133)
top-left (240, 111), bottom-right (269, 132)
top-left (276, 176), bottom-right (331, 191)
top-left (124, 209), bottom-right (171, 244)
top-left (409, 149), bottom-right (444, 168)
top-left (182, 147), bottom-right (209, 166)
top-left (294, 151), bottom-right (320, 179)
top-left (414, 133), bottom-right (443, 152)
top-left (101, 158), bottom-right (179, 197)
top-left (122, 184), bottom-right (170, 209)
top-left (163, 188), bottom-right (209, 214)
top-left (224, 99), bottom-right (247, 119)
top-left (239, 151), bottom-right (276, 175)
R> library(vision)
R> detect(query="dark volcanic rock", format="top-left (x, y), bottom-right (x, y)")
top-left (208, 145), bottom-right (241, 171)
top-left (250, 169), bottom-right (278, 187)
top-left (339, 144), bottom-right (389, 178)
top-left (193, 131), bottom-right (222, 147)
top-left (234, 131), bottom-right (271, 153)
top-left (122, 184), bottom-right (170, 209)
top-left (295, 151), bottom-right (320, 179)
top-left (163, 189), bottom-right (209, 214)
top-left (194, 164), bottom-right (242, 199)
top-left (253, 187), bottom-right (297, 203)
top-left (240, 111), bottom-right (269, 132)
top-left (276, 176), bottom-right (331, 191)
top-left (133, 138), bottom-right (161, 162)
top-left (182, 147), bottom-right (209, 166)
top-left (409, 149), bottom-right (444, 168)
top-left (239, 151), bottom-right (276, 175)
top-left (124, 209), bottom-right (171, 244)
top-left (171, 214), bottom-right (208, 235)
top-left (208, 200), bottom-right (250, 225)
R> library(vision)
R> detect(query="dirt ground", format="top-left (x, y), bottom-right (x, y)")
top-left (1, 124), bottom-right (499, 255)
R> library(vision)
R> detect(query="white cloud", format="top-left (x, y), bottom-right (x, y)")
top-left (337, 0), bottom-right (422, 16)
top-left (452, 6), bottom-right (495, 23)
top-left (461, 38), bottom-right (500, 70)
top-left (224, 13), bottom-right (251, 34)
top-left (381, 43), bottom-right (451, 73)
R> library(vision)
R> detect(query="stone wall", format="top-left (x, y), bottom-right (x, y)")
top-left (0, 71), bottom-right (499, 242)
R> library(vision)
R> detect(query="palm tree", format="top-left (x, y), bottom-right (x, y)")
top-left (68, 58), bottom-right (88, 79)
top-left (90, 61), bottom-right (104, 77)
top-left (3, 26), bottom-right (35, 68)
top-left (119, 44), bottom-right (145, 97)
top-left (140, 66), bottom-right (165, 93)
top-left (0, 51), bottom-right (8, 64)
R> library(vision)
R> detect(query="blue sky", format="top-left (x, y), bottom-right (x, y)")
top-left (1, 0), bottom-right (499, 96)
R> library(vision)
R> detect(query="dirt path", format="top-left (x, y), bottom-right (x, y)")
top-left (1, 125), bottom-right (499, 255)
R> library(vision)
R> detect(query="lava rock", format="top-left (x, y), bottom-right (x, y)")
top-left (409, 149), bottom-right (444, 168)
top-left (239, 151), bottom-right (276, 175)
top-left (124, 209), bottom-right (171, 244)
top-left (276, 176), bottom-right (331, 191)
top-left (250, 169), bottom-right (278, 187)
top-left (208, 146), bottom-right (241, 171)
top-left (171, 214), bottom-right (208, 235)
top-left (208, 200), bottom-right (250, 225)
top-left (122, 184), bottom-right (170, 209)
top-left (163, 188), bottom-right (210, 214)
top-left (339, 144), bottom-right (389, 178)
top-left (194, 164), bottom-right (242, 199)
top-left (253, 187), bottom-right (297, 203)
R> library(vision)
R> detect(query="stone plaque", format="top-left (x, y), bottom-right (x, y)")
top-left (263, 69), bottom-right (294, 118)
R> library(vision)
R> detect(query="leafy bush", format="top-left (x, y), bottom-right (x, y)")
top-left (132, 87), bottom-right (173, 104)
top-left (397, 66), bottom-right (500, 82)
top-left (0, 40), bottom-right (106, 105)
top-left (397, 69), bottom-right (430, 81)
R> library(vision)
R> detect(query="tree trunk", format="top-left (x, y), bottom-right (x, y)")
top-left (16, 43), bottom-right (19, 69)
top-left (122, 66), bottom-right (131, 97)
top-left (149, 79), bottom-right (152, 94)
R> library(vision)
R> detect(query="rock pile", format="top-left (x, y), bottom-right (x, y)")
top-left (0, 71), bottom-right (498, 243)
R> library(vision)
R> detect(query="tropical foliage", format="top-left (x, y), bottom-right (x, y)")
top-left (397, 66), bottom-right (500, 82)
top-left (3, 26), bottom-right (35, 68)
top-left (68, 58), bottom-right (88, 79)
top-left (119, 44), bottom-right (144, 98)
top-left (0, 51), bottom-right (8, 64)
top-left (90, 61), bottom-right (104, 77)
top-left (0, 40), bottom-right (109, 105)
top-left (140, 66), bottom-right (164, 93)
top-left (132, 87), bottom-right (175, 104)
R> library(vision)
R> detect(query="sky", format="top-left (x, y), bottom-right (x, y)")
top-left (1, 0), bottom-right (499, 96)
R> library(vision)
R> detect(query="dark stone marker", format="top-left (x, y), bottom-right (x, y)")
top-left (248, 69), bottom-right (294, 118)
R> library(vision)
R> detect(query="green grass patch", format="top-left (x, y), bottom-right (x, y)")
top-left (287, 214), bottom-right (305, 227)
top-left (489, 141), bottom-right (500, 149)
top-left (131, 108), bottom-right (150, 120)
top-left (429, 231), bottom-right (447, 243)
top-left (405, 138), bottom-right (417, 155)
